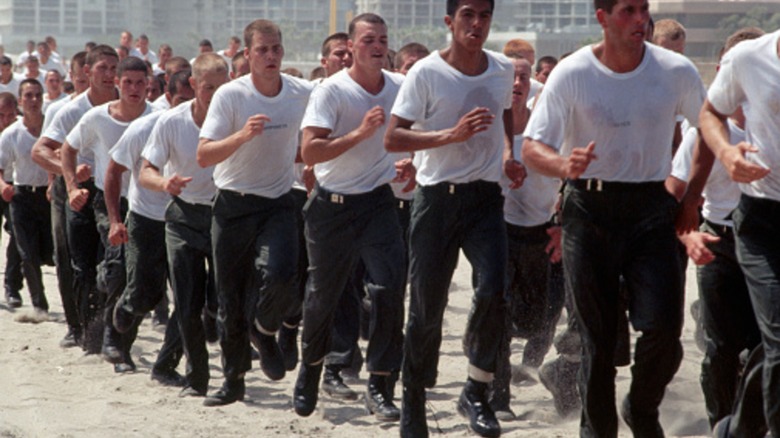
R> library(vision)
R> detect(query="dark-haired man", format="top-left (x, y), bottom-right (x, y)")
top-left (32, 45), bottom-right (120, 351)
top-left (522, 0), bottom-right (706, 435)
top-left (385, 1), bottom-right (525, 436)
top-left (61, 56), bottom-right (152, 372)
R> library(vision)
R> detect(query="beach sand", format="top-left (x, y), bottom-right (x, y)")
top-left (0, 245), bottom-right (711, 437)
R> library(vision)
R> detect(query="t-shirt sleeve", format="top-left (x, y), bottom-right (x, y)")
top-left (677, 67), bottom-right (706, 128)
top-left (109, 129), bottom-right (137, 171)
top-left (200, 87), bottom-right (233, 141)
top-left (141, 118), bottom-right (170, 170)
top-left (0, 130), bottom-right (13, 171)
top-left (391, 66), bottom-right (427, 123)
top-left (523, 86), bottom-right (569, 152)
top-left (300, 85), bottom-right (338, 131)
top-left (65, 116), bottom-right (90, 152)
top-left (43, 106), bottom-right (72, 143)
top-left (707, 49), bottom-right (744, 117)
top-left (670, 125), bottom-right (697, 183)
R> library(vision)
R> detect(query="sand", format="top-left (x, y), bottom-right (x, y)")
top-left (0, 246), bottom-right (712, 437)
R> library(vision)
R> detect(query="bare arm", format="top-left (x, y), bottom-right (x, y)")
top-left (502, 108), bottom-right (526, 189)
top-left (104, 159), bottom-right (128, 246)
top-left (675, 133), bottom-right (715, 233)
top-left (384, 107), bottom-right (495, 153)
top-left (521, 138), bottom-right (597, 180)
top-left (31, 137), bottom-right (64, 175)
top-left (301, 106), bottom-right (385, 166)
top-left (61, 142), bottom-right (89, 211)
top-left (0, 170), bottom-right (13, 202)
top-left (139, 159), bottom-right (191, 195)
top-left (196, 114), bottom-right (271, 167)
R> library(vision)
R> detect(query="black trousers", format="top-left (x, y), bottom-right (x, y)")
top-left (302, 184), bottom-right (405, 372)
top-left (10, 185), bottom-right (53, 311)
top-left (562, 181), bottom-right (684, 438)
top-left (403, 181), bottom-right (508, 388)
top-left (166, 197), bottom-right (214, 391)
top-left (50, 176), bottom-right (78, 331)
top-left (1, 191), bottom-right (23, 296)
top-left (211, 189), bottom-right (299, 380)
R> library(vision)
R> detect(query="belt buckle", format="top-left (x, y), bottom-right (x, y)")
top-left (330, 193), bottom-right (344, 204)
top-left (585, 179), bottom-right (603, 192)
top-left (449, 184), bottom-right (455, 194)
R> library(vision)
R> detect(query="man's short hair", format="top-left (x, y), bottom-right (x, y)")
top-left (45, 35), bottom-right (56, 45)
top-left (117, 56), bottom-right (148, 77)
top-left (503, 39), bottom-right (534, 59)
top-left (229, 36), bottom-right (241, 45)
top-left (309, 66), bottom-right (326, 81)
top-left (536, 55), bottom-right (558, 73)
top-left (45, 69), bottom-right (62, 80)
top-left (394, 42), bottom-right (430, 68)
top-left (244, 20), bottom-right (282, 48)
top-left (36, 41), bottom-right (49, 51)
top-left (159, 44), bottom-right (172, 54)
top-left (348, 13), bottom-right (386, 39)
top-left (26, 56), bottom-right (39, 65)
top-left (18, 78), bottom-right (42, 96)
top-left (282, 67), bottom-right (303, 79)
top-left (724, 27), bottom-right (765, 54)
top-left (86, 45), bottom-right (119, 66)
top-left (167, 70), bottom-right (191, 96)
top-left (138, 34), bottom-right (149, 42)
top-left (0, 56), bottom-right (11, 67)
top-left (151, 73), bottom-right (166, 92)
top-left (447, 0), bottom-right (494, 16)
top-left (652, 19), bottom-right (686, 45)
top-left (0, 92), bottom-right (17, 108)
top-left (320, 32), bottom-right (348, 58)
top-left (199, 39), bottom-right (213, 49)
top-left (192, 52), bottom-right (228, 79)
top-left (85, 41), bottom-right (97, 51)
top-left (71, 51), bottom-right (87, 70)
top-left (165, 56), bottom-right (191, 77)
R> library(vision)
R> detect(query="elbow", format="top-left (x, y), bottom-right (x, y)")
top-left (519, 138), bottom-right (533, 167)
top-left (384, 131), bottom-right (403, 153)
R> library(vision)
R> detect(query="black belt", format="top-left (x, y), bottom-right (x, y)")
top-left (397, 199), bottom-right (412, 210)
top-left (316, 184), bottom-right (389, 205)
top-left (568, 178), bottom-right (664, 193)
top-left (704, 219), bottom-right (733, 236)
top-left (15, 185), bottom-right (47, 193)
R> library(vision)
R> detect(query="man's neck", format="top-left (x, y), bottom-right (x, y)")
top-left (251, 72), bottom-right (282, 98)
top-left (512, 105), bottom-right (530, 135)
top-left (87, 86), bottom-right (118, 107)
top-left (23, 112), bottom-right (43, 136)
top-left (191, 99), bottom-right (208, 127)
top-left (593, 40), bottom-right (645, 74)
top-left (440, 44), bottom-right (488, 76)
top-left (348, 65), bottom-right (384, 95)
top-left (108, 100), bottom-right (146, 122)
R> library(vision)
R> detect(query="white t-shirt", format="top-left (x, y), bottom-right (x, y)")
top-left (143, 101), bottom-right (216, 206)
top-left (527, 78), bottom-right (543, 109)
top-left (200, 74), bottom-right (314, 198)
top-left (39, 57), bottom-right (66, 76)
top-left (129, 48), bottom-right (158, 65)
top-left (66, 101), bottom-right (152, 193)
top-left (708, 30), bottom-right (780, 201)
top-left (524, 43), bottom-right (705, 182)
top-left (43, 92), bottom-right (68, 113)
top-left (391, 50), bottom-right (514, 186)
top-left (41, 91), bottom-right (96, 168)
top-left (301, 69), bottom-right (401, 194)
top-left (109, 111), bottom-right (170, 221)
top-left (152, 65), bottom-right (165, 77)
top-left (0, 74), bottom-right (22, 98)
top-left (151, 94), bottom-right (170, 112)
top-left (0, 119), bottom-right (48, 186)
top-left (671, 119), bottom-right (743, 226)
top-left (503, 134), bottom-right (560, 227)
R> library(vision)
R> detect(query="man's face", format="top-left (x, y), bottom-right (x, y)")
top-left (511, 58), bottom-right (532, 108)
top-left (246, 32), bottom-right (284, 80)
top-left (169, 85), bottom-right (194, 107)
top-left (146, 77), bottom-right (162, 101)
top-left (229, 39), bottom-right (241, 53)
top-left (26, 60), bottom-right (39, 75)
top-left (70, 63), bottom-right (89, 93)
top-left (88, 56), bottom-right (118, 93)
top-left (118, 70), bottom-right (148, 105)
top-left (139, 38), bottom-right (149, 52)
top-left (200, 45), bottom-right (213, 54)
top-left (194, 70), bottom-right (229, 109)
top-left (37, 44), bottom-right (50, 60)
top-left (321, 40), bottom-right (352, 77)
top-left (45, 72), bottom-right (62, 95)
top-left (0, 64), bottom-right (12, 82)
top-left (535, 62), bottom-right (554, 84)
top-left (19, 83), bottom-right (43, 115)
top-left (120, 32), bottom-right (132, 48)
top-left (446, 0), bottom-right (493, 51)
top-left (397, 53), bottom-right (422, 75)
top-left (159, 49), bottom-right (172, 66)
top-left (598, 0), bottom-right (650, 50)
top-left (348, 22), bottom-right (388, 72)
top-left (0, 102), bottom-right (17, 131)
